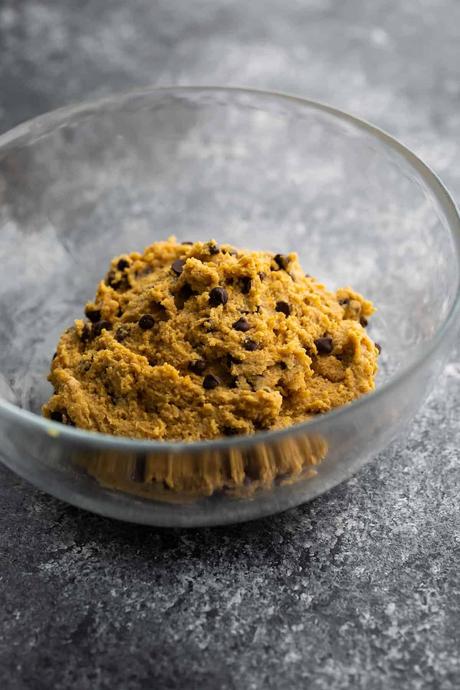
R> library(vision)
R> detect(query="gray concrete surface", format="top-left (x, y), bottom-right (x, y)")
top-left (0, 1), bottom-right (459, 688)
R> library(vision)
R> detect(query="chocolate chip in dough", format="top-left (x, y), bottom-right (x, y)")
top-left (188, 359), bottom-right (207, 375)
top-left (172, 259), bottom-right (186, 276)
top-left (117, 258), bottom-right (130, 271)
top-left (243, 338), bottom-right (258, 351)
top-left (239, 276), bottom-right (252, 294)
top-left (138, 314), bottom-right (155, 330)
top-left (232, 317), bottom-right (250, 332)
top-left (203, 374), bottom-right (220, 390)
top-left (275, 301), bottom-right (291, 316)
top-left (85, 307), bottom-right (101, 323)
top-left (375, 342), bottom-right (382, 354)
top-left (315, 337), bottom-right (333, 354)
top-left (50, 410), bottom-right (63, 423)
top-left (274, 254), bottom-right (290, 270)
top-left (209, 287), bottom-right (228, 307)
top-left (93, 320), bottom-right (112, 337)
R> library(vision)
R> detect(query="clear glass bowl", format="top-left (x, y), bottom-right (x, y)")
top-left (0, 87), bottom-right (459, 527)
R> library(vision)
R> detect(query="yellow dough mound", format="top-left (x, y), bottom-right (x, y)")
top-left (43, 237), bottom-right (379, 441)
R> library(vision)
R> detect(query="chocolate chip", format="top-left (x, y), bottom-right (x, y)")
top-left (274, 254), bottom-right (290, 270)
top-left (135, 266), bottom-right (153, 278)
top-left (376, 342), bottom-right (382, 354)
top-left (360, 317), bottom-right (368, 328)
top-left (315, 337), bottom-right (333, 354)
top-left (117, 258), bottom-right (130, 271)
top-left (209, 287), bottom-right (228, 307)
top-left (240, 276), bottom-right (252, 294)
top-left (178, 283), bottom-right (194, 299)
top-left (232, 317), bottom-right (250, 332)
top-left (181, 241), bottom-right (193, 245)
top-left (117, 305), bottom-right (123, 317)
top-left (279, 361), bottom-right (288, 370)
top-left (226, 353), bottom-right (243, 367)
top-left (138, 314), bottom-right (155, 330)
top-left (276, 301), bottom-right (291, 316)
top-left (85, 307), bottom-right (101, 323)
top-left (207, 242), bottom-right (220, 255)
top-left (243, 338), bottom-right (258, 351)
top-left (258, 272), bottom-right (266, 281)
top-left (188, 359), bottom-right (207, 375)
top-left (131, 456), bottom-right (146, 483)
top-left (50, 410), bottom-right (63, 423)
top-left (222, 426), bottom-right (239, 436)
top-left (339, 298), bottom-right (349, 306)
top-left (115, 326), bottom-right (130, 342)
top-left (203, 374), bottom-right (219, 390)
top-left (172, 258), bottom-right (186, 276)
top-left (228, 376), bottom-right (238, 389)
top-left (80, 324), bottom-right (92, 343)
top-left (106, 270), bottom-right (129, 291)
top-left (52, 352), bottom-right (57, 360)
top-left (93, 320), bottom-right (112, 337)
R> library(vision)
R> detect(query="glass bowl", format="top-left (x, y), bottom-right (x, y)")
top-left (0, 87), bottom-right (459, 527)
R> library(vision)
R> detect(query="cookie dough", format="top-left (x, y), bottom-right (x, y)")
top-left (43, 237), bottom-right (379, 440)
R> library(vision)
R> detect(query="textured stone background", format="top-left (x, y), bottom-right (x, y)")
top-left (0, 1), bottom-right (459, 688)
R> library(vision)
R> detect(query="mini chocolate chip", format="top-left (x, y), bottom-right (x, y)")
top-left (279, 361), bottom-right (288, 370)
top-left (115, 326), bottom-right (130, 342)
top-left (258, 272), bottom-right (266, 281)
top-left (275, 301), bottom-right (291, 316)
top-left (50, 410), bottom-right (63, 423)
top-left (117, 305), bottom-right (123, 317)
top-left (93, 320), bottom-right (112, 337)
top-left (315, 337), bottom-right (333, 354)
top-left (222, 426), bottom-right (239, 436)
top-left (138, 314), bottom-right (155, 330)
top-left (135, 266), bottom-right (153, 278)
top-left (339, 298), bottom-right (350, 306)
top-left (240, 276), bottom-right (252, 294)
top-left (80, 324), bottom-right (92, 343)
top-left (189, 359), bottom-right (207, 375)
top-left (232, 317), bottom-right (250, 332)
top-left (131, 456), bottom-right (146, 483)
top-left (172, 258), bottom-right (186, 276)
top-left (360, 317), bottom-right (368, 327)
top-left (209, 286), bottom-right (228, 307)
top-left (243, 338), bottom-right (258, 351)
top-left (228, 376), bottom-right (238, 389)
top-left (274, 254), bottom-right (290, 270)
top-left (85, 307), bottom-right (101, 323)
top-left (203, 374), bottom-right (219, 390)
top-left (117, 258), bottom-right (130, 271)
top-left (178, 283), bottom-right (194, 300)
top-left (107, 271), bottom-right (129, 291)
top-left (226, 353), bottom-right (243, 367)
top-left (207, 242), bottom-right (220, 255)
top-left (376, 342), bottom-right (382, 354)
top-left (181, 241), bottom-right (193, 245)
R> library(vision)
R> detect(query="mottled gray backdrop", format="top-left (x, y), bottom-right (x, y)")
top-left (0, 2), bottom-right (459, 689)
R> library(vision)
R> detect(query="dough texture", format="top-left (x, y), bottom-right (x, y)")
top-left (43, 238), bottom-right (379, 441)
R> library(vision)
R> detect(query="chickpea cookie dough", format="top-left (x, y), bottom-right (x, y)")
top-left (43, 237), bottom-right (379, 441)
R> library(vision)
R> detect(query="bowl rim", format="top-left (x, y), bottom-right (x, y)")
top-left (0, 84), bottom-right (459, 453)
